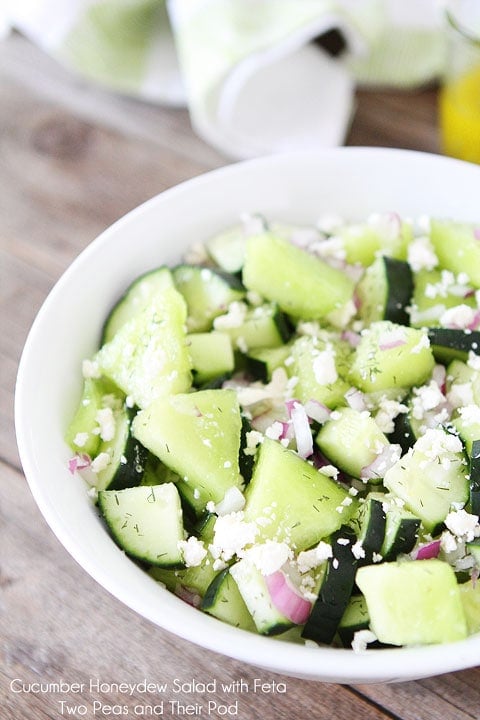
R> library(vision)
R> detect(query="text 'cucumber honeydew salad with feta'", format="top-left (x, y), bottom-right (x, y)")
top-left (67, 212), bottom-right (480, 652)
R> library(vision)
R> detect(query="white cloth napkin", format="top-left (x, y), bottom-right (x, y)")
top-left (3, 0), bottom-right (446, 159)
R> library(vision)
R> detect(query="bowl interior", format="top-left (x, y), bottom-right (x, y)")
top-left (15, 148), bottom-right (480, 683)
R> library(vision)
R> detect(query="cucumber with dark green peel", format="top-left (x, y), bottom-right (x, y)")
top-left (102, 266), bottom-right (174, 344)
top-left (242, 232), bottom-right (355, 319)
top-left (301, 526), bottom-right (358, 645)
top-left (337, 595), bottom-right (370, 647)
top-left (245, 345), bottom-right (291, 382)
top-left (387, 405), bottom-right (419, 454)
top-left (98, 484), bottom-right (184, 567)
top-left (427, 328), bottom-right (480, 364)
top-left (173, 264), bottom-right (245, 332)
top-left (381, 504), bottom-right (420, 561)
top-left (350, 493), bottom-right (387, 564)
top-left (201, 568), bottom-right (256, 631)
top-left (95, 405), bottom-right (149, 492)
top-left (356, 256), bottom-right (413, 326)
top-left (216, 302), bottom-right (291, 353)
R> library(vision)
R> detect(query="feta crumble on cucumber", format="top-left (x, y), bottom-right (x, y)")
top-left (66, 212), bottom-right (480, 650)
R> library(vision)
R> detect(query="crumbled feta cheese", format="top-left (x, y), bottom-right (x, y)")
top-left (82, 359), bottom-right (101, 378)
top-left (457, 404), bottom-right (480, 427)
top-left (351, 629), bottom-right (377, 654)
top-left (95, 407), bottom-right (116, 442)
top-left (352, 540), bottom-right (366, 560)
top-left (441, 530), bottom-right (458, 554)
top-left (320, 465), bottom-right (339, 479)
top-left (297, 542), bottom-right (333, 573)
top-left (312, 348), bottom-right (338, 385)
top-left (415, 427), bottom-right (463, 460)
top-left (411, 332), bottom-right (431, 354)
top-left (265, 421), bottom-right (285, 440)
top-left (374, 398), bottom-right (408, 434)
top-left (243, 430), bottom-right (264, 456)
top-left (445, 508), bottom-right (479, 542)
top-left (178, 537), bottom-right (207, 567)
top-left (447, 382), bottom-right (474, 409)
top-left (213, 486), bottom-right (246, 516)
top-left (213, 301), bottom-right (248, 330)
top-left (90, 452), bottom-right (111, 473)
top-left (407, 235), bottom-right (438, 272)
top-left (73, 432), bottom-right (89, 448)
top-left (467, 351), bottom-right (480, 370)
top-left (209, 511), bottom-right (258, 564)
top-left (244, 541), bottom-right (292, 575)
top-left (440, 304), bottom-right (478, 330)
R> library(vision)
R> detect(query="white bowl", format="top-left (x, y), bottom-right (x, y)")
top-left (15, 148), bottom-right (480, 683)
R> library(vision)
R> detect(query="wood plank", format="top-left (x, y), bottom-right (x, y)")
top-left (354, 672), bottom-right (480, 720)
top-left (0, 461), bottom-right (391, 720)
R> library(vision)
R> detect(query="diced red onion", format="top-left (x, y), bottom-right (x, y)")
top-left (467, 310), bottom-right (480, 331)
top-left (68, 453), bottom-right (91, 475)
top-left (341, 329), bottom-right (361, 348)
top-left (176, 585), bottom-right (202, 608)
top-left (304, 399), bottom-right (331, 424)
top-left (412, 540), bottom-right (441, 561)
top-left (360, 444), bottom-right (401, 481)
top-left (265, 571), bottom-right (312, 625)
top-left (344, 387), bottom-right (367, 412)
top-left (432, 364), bottom-right (447, 395)
top-left (290, 401), bottom-right (313, 458)
top-left (379, 337), bottom-right (406, 351)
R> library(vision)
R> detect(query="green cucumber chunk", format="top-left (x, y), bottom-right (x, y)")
top-left (350, 492), bottom-right (387, 563)
top-left (229, 559), bottom-right (293, 636)
top-left (95, 286), bottom-right (192, 409)
top-left (316, 407), bottom-right (397, 481)
top-left (245, 344), bottom-right (291, 382)
top-left (98, 484), bottom-right (184, 567)
top-left (288, 335), bottom-right (352, 409)
top-left (356, 559), bottom-right (468, 646)
top-left (356, 256), bottom-right (413, 326)
top-left (187, 332), bottom-right (234, 384)
top-left (102, 266), bottom-right (174, 343)
top-left (242, 232), bottom-right (354, 319)
top-left (172, 265), bottom-right (245, 332)
top-left (243, 438), bottom-right (356, 551)
top-left (214, 302), bottom-right (290, 353)
top-left (302, 526), bottom-right (358, 645)
top-left (201, 568), bottom-right (256, 631)
top-left (65, 377), bottom-right (117, 457)
top-left (336, 217), bottom-right (412, 266)
top-left (349, 321), bottom-right (435, 393)
top-left (380, 500), bottom-right (420, 561)
top-left (338, 594), bottom-right (371, 647)
top-left (430, 219), bottom-right (480, 288)
top-left (410, 268), bottom-right (476, 328)
top-left (459, 579), bottom-right (480, 635)
top-left (383, 428), bottom-right (469, 532)
top-left (132, 389), bottom-right (243, 514)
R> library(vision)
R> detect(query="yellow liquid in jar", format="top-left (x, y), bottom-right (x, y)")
top-left (440, 65), bottom-right (480, 163)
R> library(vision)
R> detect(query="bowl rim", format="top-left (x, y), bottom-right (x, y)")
top-left (15, 147), bottom-right (480, 683)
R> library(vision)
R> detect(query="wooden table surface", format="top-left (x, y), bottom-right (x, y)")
top-left (1, 31), bottom-right (479, 720)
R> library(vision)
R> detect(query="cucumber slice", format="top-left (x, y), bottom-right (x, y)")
top-left (302, 526), bottom-right (358, 645)
top-left (245, 345), bottom-right (291, 382)
top-left (336, 217), bottom-right (412, 266)
top-left (229, 559), bottom-right (293, 636)
top-left (65, 377), bottom-right (115, 457)
top-left (430, 219), bottom-right (480, 288)
top-left (132, 389), bottom-right (243, 514)
top-left (459, 579), bottom-right (480, 635)
top-left (381, 502), bottom-right (420, 561)
top-left (93, 404), bottom-right (148, 492)
top-left (350, 492), bottom-right (387, 563)
top-left (338, 594), bottom-right (371, 647)
top-left (214, 302), bottom-right (291, 353)
top-left (316, 407), bottom-right (396, 481)
top-left (172, 265), bottom-right (245, 332)
top-left (383, 428), bottom-right (469, 533)
top-left (428, 328), bottom-right (480, 364)
top-left (201, 568), bottom-right (256, 631)
top-left (356, 559), bottom-right (468, 646)
top-left (95, 286), bottom-right (192, 409)
top-left (242, 232), bottom-right (354, 319)
top-left (98, 484), bottom-right (184, 567)
top-left (187, 332), bottom-right (234, 385)
top-left (349, 321), bottom-right (435, 393)
top-left (288, 335), bottom-right (352, 410)
top-left (409, 268), bottom-right (476, 329)
top-left (243, 438), bottom-right (356, 552)
top-left (356, 256), bottom-right (413, 326)
top-left (102, 266), bottom-right (174, 343)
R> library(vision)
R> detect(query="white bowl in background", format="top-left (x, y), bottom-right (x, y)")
top-left (15, 148), bottom-right (480, 683)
